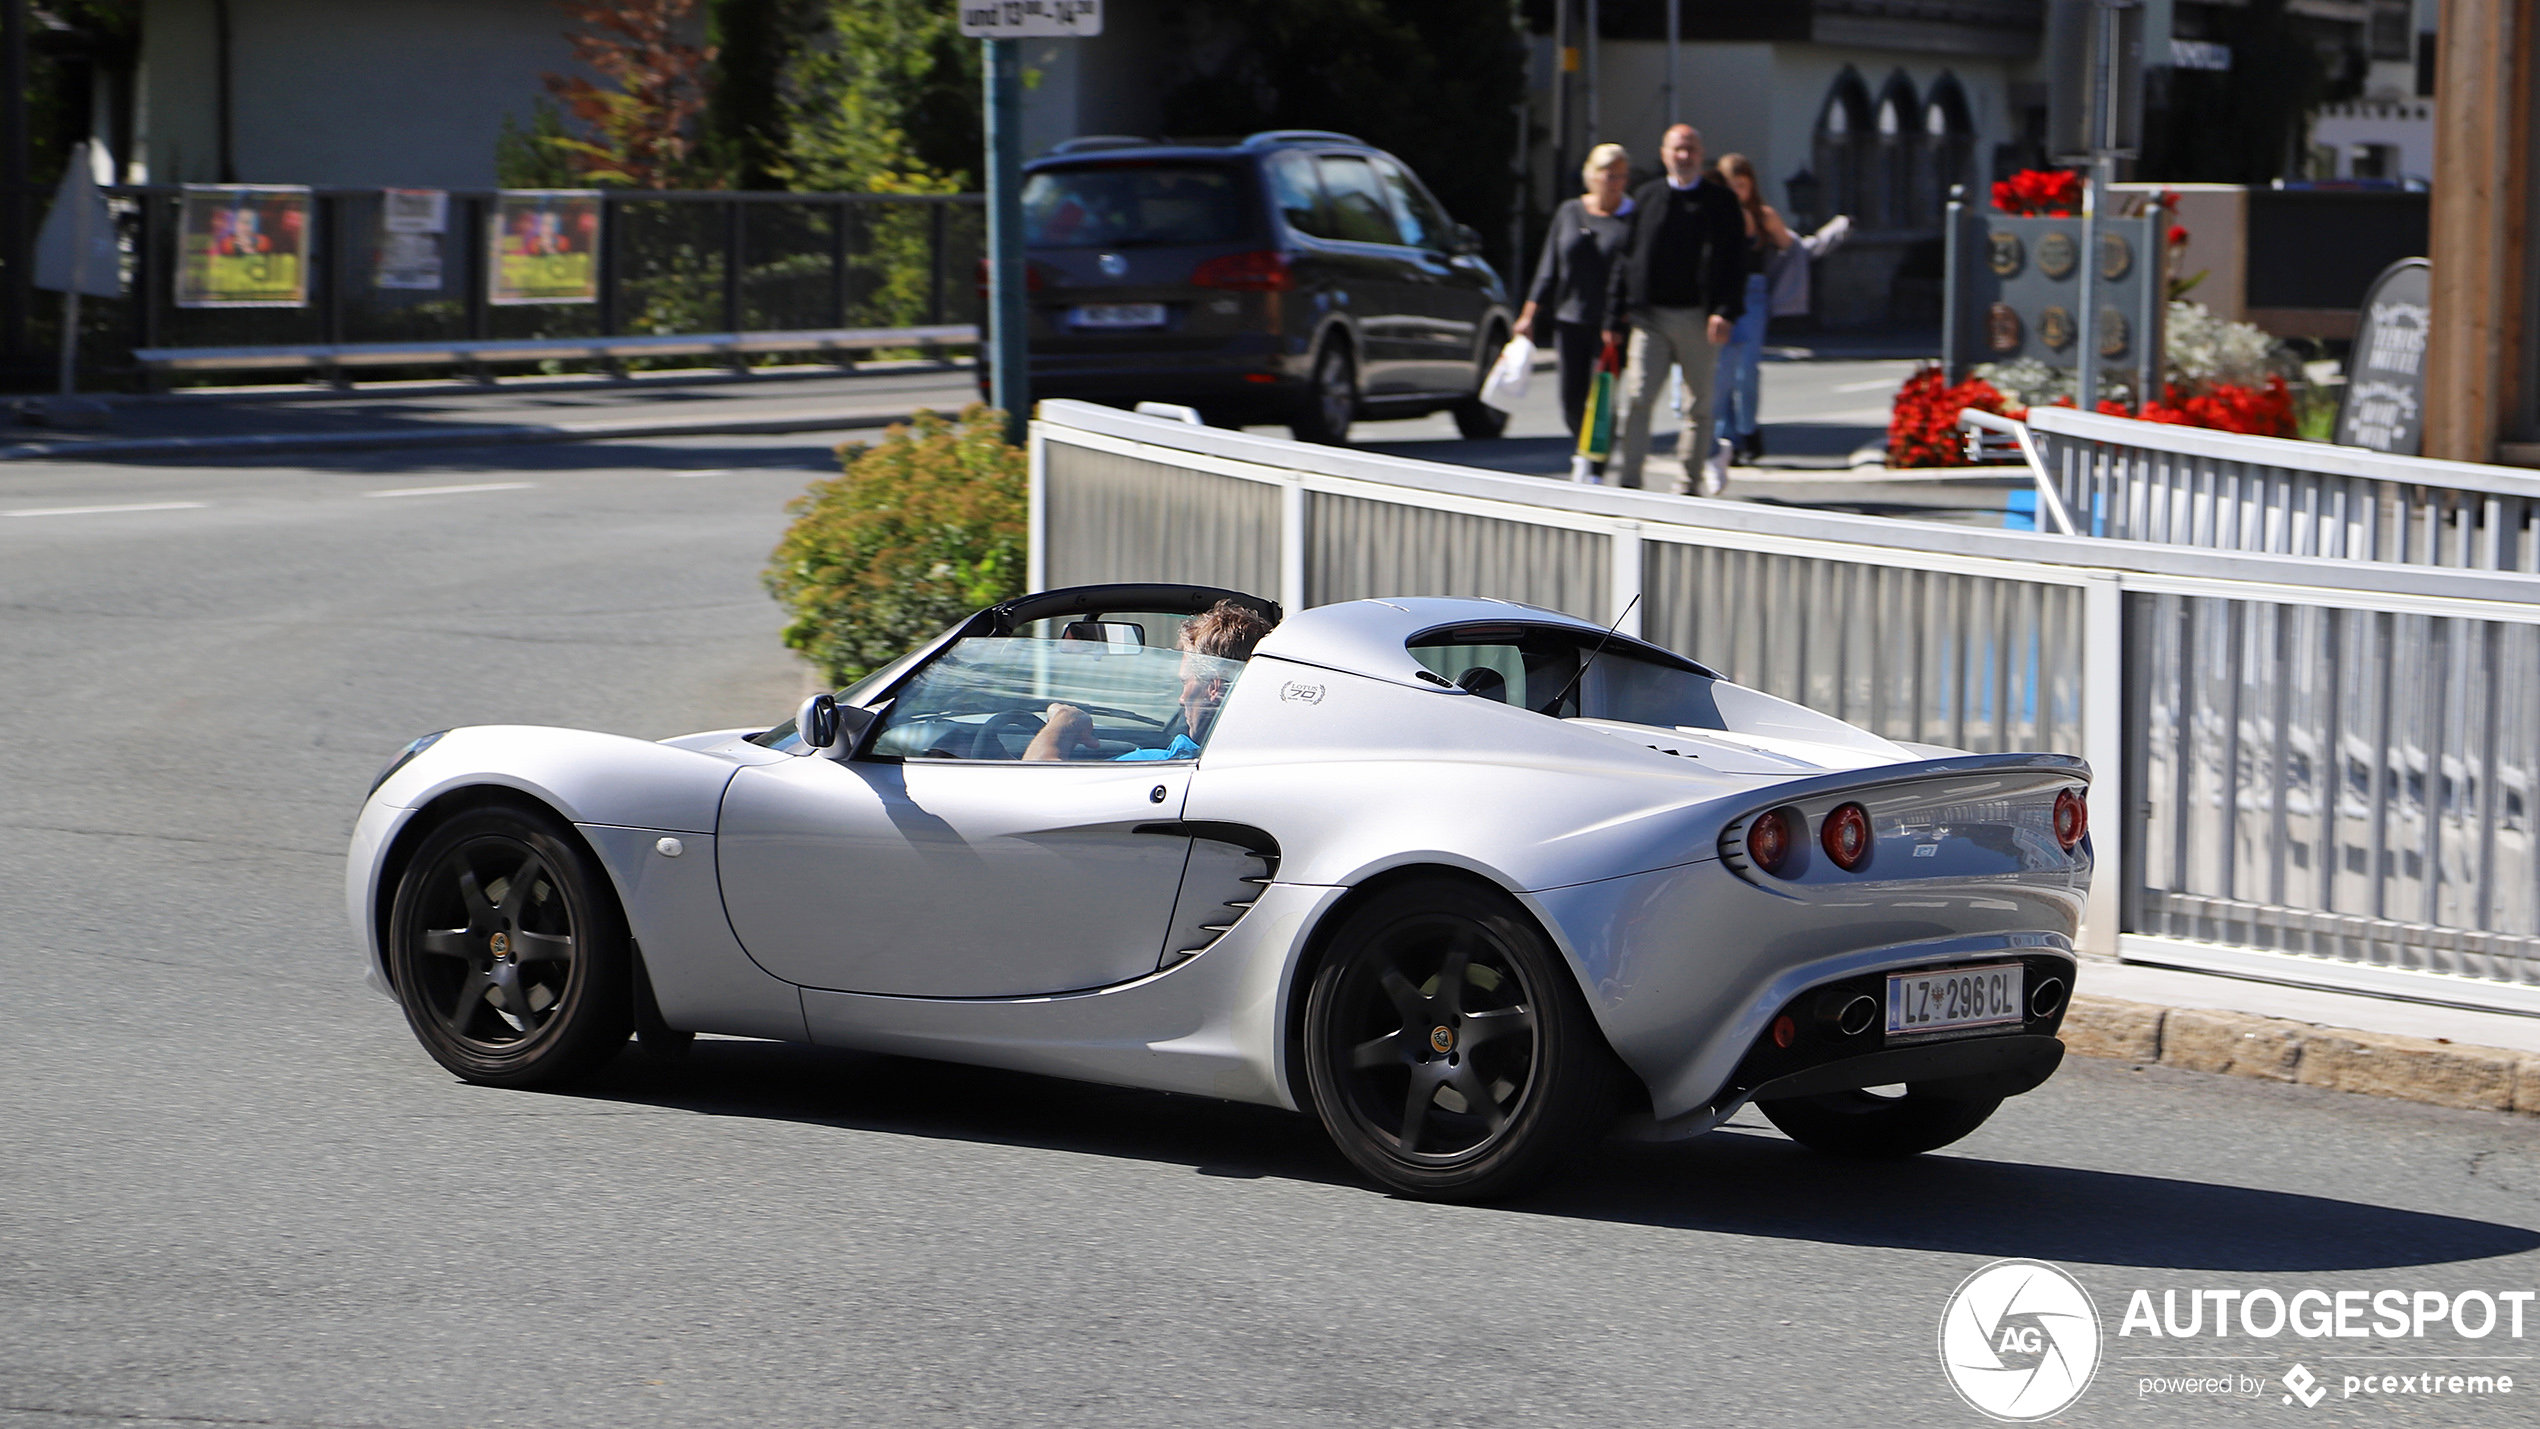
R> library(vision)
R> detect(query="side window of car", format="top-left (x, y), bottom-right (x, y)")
top-left (1264, 150), bottom-right (1333, 240)
top-left (1373, 156), bottom-right (1452, 251)
top-left (1315, 155), bottom-right (1404, 246)
top-left (867, 634), bottom-right (1220, 762)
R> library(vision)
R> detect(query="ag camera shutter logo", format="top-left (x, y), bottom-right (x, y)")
top-left (1939, 1259), bottom-right (2103, 1420)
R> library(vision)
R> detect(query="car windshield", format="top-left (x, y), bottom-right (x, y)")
top-left (1408, 625), bottom-right (1726, 728)
top-left (870, 636), bottom-right (1249, 761)
top-left (1023, 165), bottom-right (1248, 247)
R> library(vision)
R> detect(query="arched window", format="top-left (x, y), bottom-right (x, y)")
top-left (1870, 70), bottom-right (1920, 230)
top-left (1810, 69), bottom-right (1873, 229)
top-left (1918, 73), bottom-right (1976, 225)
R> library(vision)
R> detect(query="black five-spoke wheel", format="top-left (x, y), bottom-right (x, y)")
top-left (389, 806), bottom-right (631, 1087)
top-left (1304, 877), bottom-right (1614, 1200)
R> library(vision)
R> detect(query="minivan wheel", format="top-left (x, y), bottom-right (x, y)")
top-left (1291, 342), bottom-right (1357, 445)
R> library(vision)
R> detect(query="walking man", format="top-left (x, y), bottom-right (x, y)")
top-left (1602, 124), bottom-right (1747, 492)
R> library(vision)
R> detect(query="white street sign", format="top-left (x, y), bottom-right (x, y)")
top-left (958, 0), bottom-right (1101, 38)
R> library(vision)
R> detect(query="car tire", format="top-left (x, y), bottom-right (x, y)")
top-left (1757, 1086), bottom-right (2004, 1158)
top-left (1452, 325), bottom-right (1512, 440)
top-left (388, 806), bottom-right (632, 1088)
top-left (1451, 396), bottom-right (1509, 441)
top-left (1303, 876), bottom-right (1615, 1201)
top-left (1289, 340), bottom-right (1357, 445)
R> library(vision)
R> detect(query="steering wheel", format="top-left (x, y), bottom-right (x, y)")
top-left (971, 709), bottom-right (1046, 760)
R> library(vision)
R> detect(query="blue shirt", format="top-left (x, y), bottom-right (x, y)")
top-left (1115, 735), bottom-right (1201, 762)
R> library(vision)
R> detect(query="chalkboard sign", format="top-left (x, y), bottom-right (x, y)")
top-left (2334, 258), bottom-right (2430, 455)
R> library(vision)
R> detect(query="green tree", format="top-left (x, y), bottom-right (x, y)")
top-left (779, 0), bottom-right (979, 194)
top-left (704, 0), bottom-right (818, 190)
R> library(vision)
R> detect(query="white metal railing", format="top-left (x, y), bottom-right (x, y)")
top-left (2016, 407), bottom-right (2540, 571)
top-left (1031, 399), bottom-right (2540, 1016)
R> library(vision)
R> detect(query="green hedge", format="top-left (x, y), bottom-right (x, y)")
top-left (764, 404), bottom-right (1026, 685)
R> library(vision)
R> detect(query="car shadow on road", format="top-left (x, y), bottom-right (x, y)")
top-left (563, 1038), bottom-right (2539, 1275)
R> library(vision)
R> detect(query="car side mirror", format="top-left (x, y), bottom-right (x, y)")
top-left (1452, 223), bottom-right (1482, 255)
top-left (794, 693), bottom-right (875, 756)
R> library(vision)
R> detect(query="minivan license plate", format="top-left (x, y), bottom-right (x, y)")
top-left (1070, 303), bottom-right (1166, 329)
top-left (1887, 963), bottom-right (2025, 1037)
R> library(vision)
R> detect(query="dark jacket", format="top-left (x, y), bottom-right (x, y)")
top-left (1603, 176), bottom-right (1748, 328)
top-left (1525, 196), bottom-right (1633, 328)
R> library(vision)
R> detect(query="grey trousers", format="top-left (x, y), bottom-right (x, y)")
top-left (1609, 306), bottom-right (1720, 491)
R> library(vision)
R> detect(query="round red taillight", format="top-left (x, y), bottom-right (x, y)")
top-left (2054, 789), bottom-right (2088, 851)
top-left (1747, 810), bottom-right (1792, 874)
top-left (1821, 802), bottom-right (1872, 871)
top-left (1771, 1014), bottom-right (1797, 1049)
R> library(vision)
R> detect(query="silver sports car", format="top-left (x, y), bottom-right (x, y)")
top-left (349, 583), bottom-right (2092, 1200)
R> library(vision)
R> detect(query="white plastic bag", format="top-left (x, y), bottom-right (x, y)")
top-left (1478, 335), bottom-right (1534, 413)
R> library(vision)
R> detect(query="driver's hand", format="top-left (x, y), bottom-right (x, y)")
top-left (1022, 703), bottom-right (1100, 761)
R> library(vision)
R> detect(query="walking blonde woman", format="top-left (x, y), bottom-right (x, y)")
top-left (1513, 143), bottom-right (1634, 437)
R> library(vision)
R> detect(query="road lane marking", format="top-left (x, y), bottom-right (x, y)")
top-left (365, 482), bottom-right (537, 499)
top-left (6, 501), bottom-right (209, 518)
top-left (1833, 376), bottom-right (1910, 392)
top-left (668, 469), bottom-right (730, 478)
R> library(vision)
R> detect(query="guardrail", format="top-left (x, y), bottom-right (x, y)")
top-left (133, 324), bottom-right (978, 379)
top-left (2019, 407), bottom-right (2540, 571)
top-left (1031, 398), bottom-right (2540, 1016)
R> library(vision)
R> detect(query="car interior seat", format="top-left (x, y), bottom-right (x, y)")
top-left (1456, 667), bottom-right (1508, 703)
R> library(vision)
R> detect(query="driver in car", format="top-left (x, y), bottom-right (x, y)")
top-left (1022, 601), bottom-right (1274, 762)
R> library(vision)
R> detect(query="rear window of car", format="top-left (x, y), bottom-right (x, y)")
top-left (1022, 164), bottom-right (1249, 247)
top-left (1407, 624), bottom-right (1726, 727)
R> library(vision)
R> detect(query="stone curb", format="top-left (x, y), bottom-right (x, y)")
top-left (2062, 993), bottom-right (2540, 1116)
top-left (0, 407), bottom-right (916, 464)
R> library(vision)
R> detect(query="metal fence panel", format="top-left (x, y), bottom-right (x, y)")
top-left (1042, 443), bottom-right (1280, 597)
top-left (1645, 544), bottom-right (2086, 757)
top-left (1307, 493), bottom-right (1608, 620)
top-left (2128, 591), bottom-right (2540, 982)
top-left (2029, 409), bottom-right (2540, 572)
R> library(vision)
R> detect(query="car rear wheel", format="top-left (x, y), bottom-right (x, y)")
top-left (1758, 1085), bottom-right (2003, 1158)
top-left (1290, 341), bottom-right (1357, 445)
top-left (1303, 877), bottom-right (1614, 1200)
top-left (389, 806), bottom-right (632, 1088)
top-left (1452, 325), bottom-right (1512, 440)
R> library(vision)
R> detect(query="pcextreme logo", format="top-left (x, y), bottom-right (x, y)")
top-left (1939, 1259), bottom-right (2104, 1421)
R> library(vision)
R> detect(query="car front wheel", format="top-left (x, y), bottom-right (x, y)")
top-left (1303, 877), bottom-right (1614, 1200)
top-left (1758, 1085), bottom-right (2003, 1158)
top-left (1290, 341), bottom-right (1357, 445)
top-left (388, 806), bottom-right (632, 1087)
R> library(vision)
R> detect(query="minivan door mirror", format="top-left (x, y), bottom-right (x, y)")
top-left (1451, 222), bottom-right (1483, 256)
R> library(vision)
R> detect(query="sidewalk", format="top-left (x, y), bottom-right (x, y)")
top-left (2067, 957), bottom-right (2540, 1117)
top-left (0, 362), bottom-right (978, 463)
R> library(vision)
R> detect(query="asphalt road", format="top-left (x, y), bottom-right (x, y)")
top-left (5, 436), bottom-right (2538, 1428)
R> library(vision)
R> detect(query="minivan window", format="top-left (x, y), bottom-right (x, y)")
top-left (1023, 165), bottom-right (1247, 247)
top-left (1264, 150), bottom-right (1333, 240)
top-left (1314, 155), bottom-right (1403, 246)
top-left (1374, 156), bottom-right (1452, 250)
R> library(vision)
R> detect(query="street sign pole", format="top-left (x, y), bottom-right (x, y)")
top-left (962, 2), bottom-right (1102, 447)
top-left (983, 36), bottom-right (1027, 445)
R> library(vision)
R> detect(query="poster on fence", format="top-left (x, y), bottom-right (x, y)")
top-left (373, 188), bottom-right (448, 292)
top-left (489, 190), bottom-right (601, 304)
top-left (176, 185), bottom-right (311, 307)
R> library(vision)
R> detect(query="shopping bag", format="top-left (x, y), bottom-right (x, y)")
top-left (1478, 334), bottom-right (1534, 412)
top-left (1575, 334), bottom-right (1623, 462)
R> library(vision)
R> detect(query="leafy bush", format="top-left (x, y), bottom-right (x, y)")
top-left (765, 404), bottom-right (1026, 685)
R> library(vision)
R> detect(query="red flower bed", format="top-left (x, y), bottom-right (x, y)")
top-left (1886, 370), bottom-right (2296, 466)
top-left (1991, 168), bottom-right (2083, 217)
top-left (1888, 366), bottom-right (2010, 467)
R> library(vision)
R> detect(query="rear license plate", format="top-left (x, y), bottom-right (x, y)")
top-left (1887, 963), bottom-right (2025, 1038)
top-left (1070, 302), bottom-right (1167, 329)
